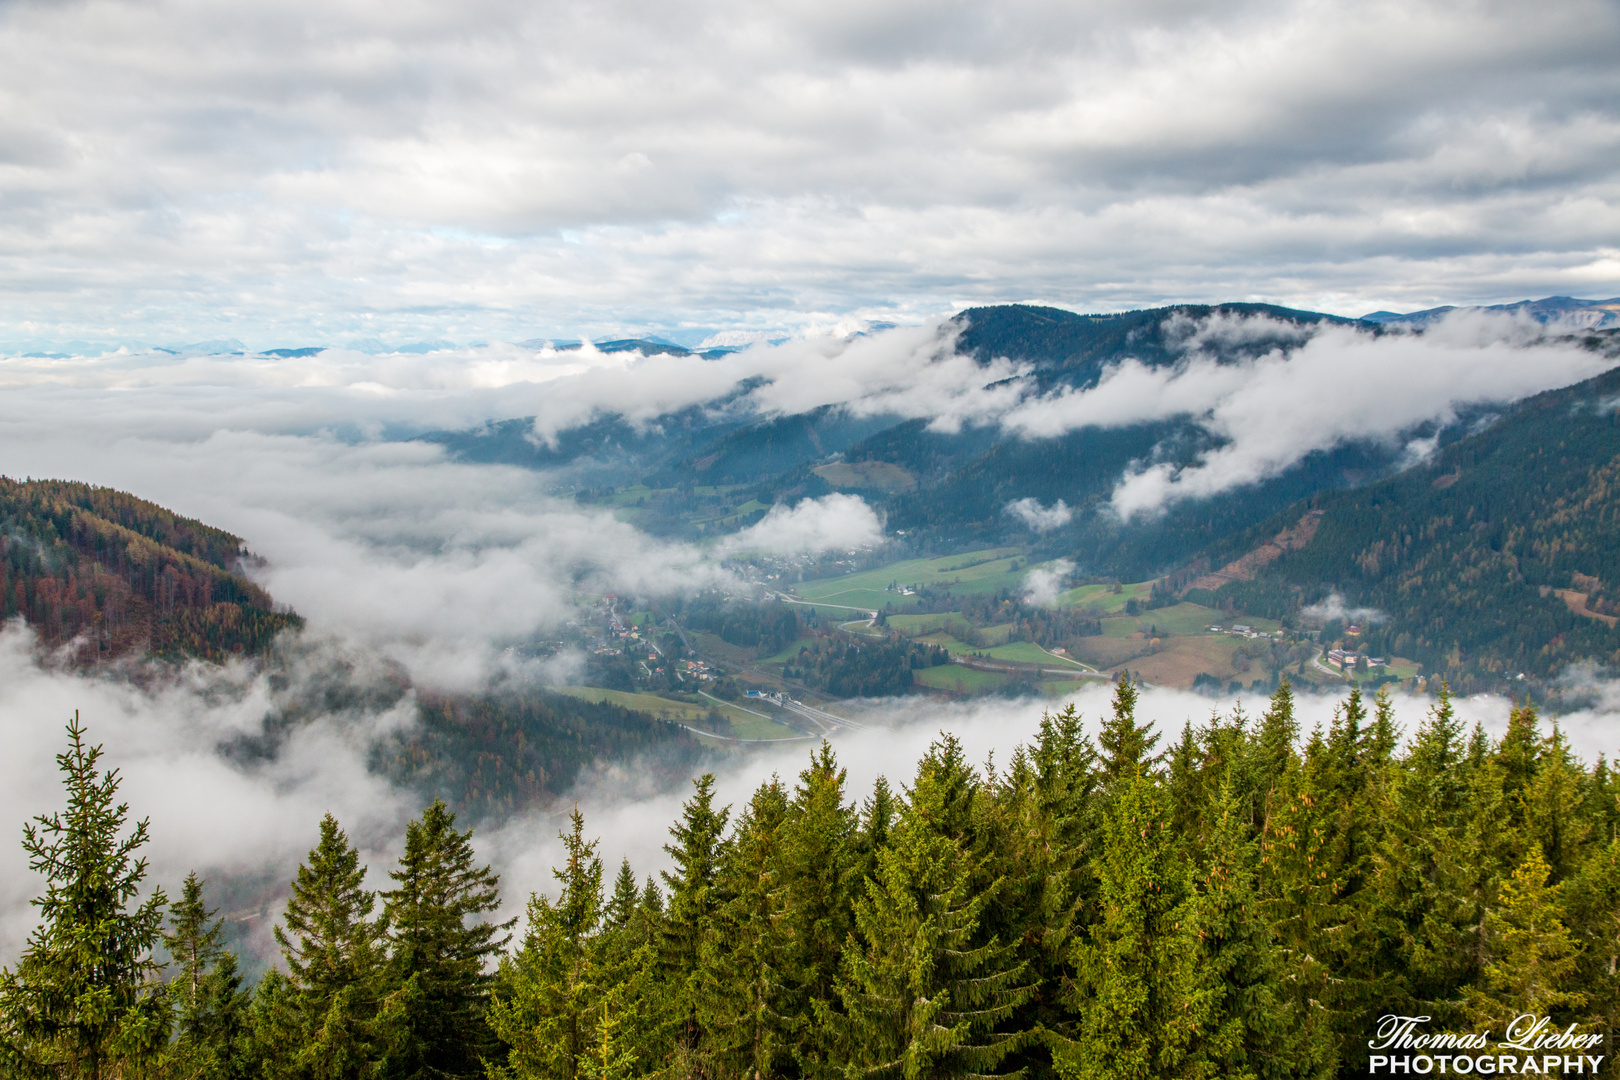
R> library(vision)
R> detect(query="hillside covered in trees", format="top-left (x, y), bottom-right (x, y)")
top-left (1186, 361), bottom-right (1620, 691)
top-left (10, 682), bottom-right (1619, 1080)
top-left (0, 478), bottom-right (301, 662)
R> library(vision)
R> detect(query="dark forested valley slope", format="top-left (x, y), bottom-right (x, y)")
top-left (0, 478), bottom-right (301, 661)
top-left (1186, 361), bottom-right (1620, 690)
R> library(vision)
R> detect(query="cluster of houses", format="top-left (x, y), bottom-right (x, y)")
top-left (1207, 624), bottom-right (1285, 640)
top-left (1326, 648), bottom-right (1387, 670)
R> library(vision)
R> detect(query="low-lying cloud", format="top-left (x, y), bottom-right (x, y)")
top-left (1301, 592), bottom-right (1387, 626)
top-left (999, 312), bottom-right (1614, 518)
top-left (0, 624), bottom-right (417, 966)
top-left (1005, 497), bottom-right (1074, 532)
top-left (717, 494), bottom-right (884, 557)
top-left (6, 611), bottom-right (1620, 971)
top-left (471, 677), bottom-right (1620, 936)
top-left (1021, 559), bottom-right (1075, 607)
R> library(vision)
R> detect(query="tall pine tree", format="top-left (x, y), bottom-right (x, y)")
top-left (269, 813), bottom-right (388, 1080)
top-left (0, 716), bottom-right (171, 1080)
top-left (833, 740), bottom-right (1032, 1079)
top-left (375, 800), bottom-right (513, 1080)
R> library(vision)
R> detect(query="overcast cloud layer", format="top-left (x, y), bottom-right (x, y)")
top-left (0, 0), bottom-right (1617, 348)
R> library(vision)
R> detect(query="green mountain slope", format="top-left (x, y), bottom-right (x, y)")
top-left (1188, 338), bottom-right (1620, 691)
top-left (0, 477), bottom-right (301, 661)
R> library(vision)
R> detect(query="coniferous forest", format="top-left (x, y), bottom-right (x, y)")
top-left (6, 681), bottom-right (1620, 1080)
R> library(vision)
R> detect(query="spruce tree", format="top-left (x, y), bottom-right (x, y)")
top-left (1564, 834), bottom-right (1620, 1047)
top-left (272, 813), bottom-right (388, 1080)
top-left (195, 952), bottom-right (251, 1080)
top-left (488, 809), bottom-right (610, 1080)
top-left (605, 861), bottom-right (640, 933)
top-left (1097, 675), bottom-right (1158, 783)
top-left (833, 750), bottom-right (1032, 1080)
top-left (1466, 844), bottom-right (1587, 1026)
top-left (997, 707), bottom-right (1096, 1076)
top-left (1058, 769), bottom-right (1206, 1080)
top-left (166, 873), bottom-right (226, 1042)
top-left (0, 716), bottom-right (171, 1080)
top-left (164, 873), bottom-right (249, 1080)
top-left (1254, 680), bottom-right (1298, 835)
top-left (375, 800), bottom-right (513, 1080)
top-left (854, 776), bottom-right (896, 882)
top-left (699, 779), bottom-right (790, 1080)
top-left (1523, 722), bottom-right (1591, 882)
top-left (1189, 780), bottom-right (1328, 1080)
top-left (1365, 684), bottom-right (1477, 1033)
top-left (776, 745), bottom-right (859, 1080)
top-left (659, 774), bottom-right (731, 1069)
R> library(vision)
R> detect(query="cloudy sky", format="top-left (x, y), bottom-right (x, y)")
top-left (1, 0), bottom-right (1618, 350)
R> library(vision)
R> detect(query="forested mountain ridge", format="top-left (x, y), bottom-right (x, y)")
top-left (0, 477), bottom-right (300, 661)
top-left (953, 301), bottom-right (1358, 386)
top-left (1182, 341), bottom-right (1620, 690)
top-left (423, 302), bottom-right (1424, 550)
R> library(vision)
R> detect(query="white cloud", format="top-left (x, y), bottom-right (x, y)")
top-left (1005, 497), bottom-right (1074, 532)
top-left (717, 494), bottom-right (884, 556)
top-left (5, 605), bottom-right (1617, 972)
top-left (1300, 592), bottom-right (1386, 625)
top-left (1020, 559), bottom-right (1075, 607)
top-left (992, 312), bottom-right (1616, 519)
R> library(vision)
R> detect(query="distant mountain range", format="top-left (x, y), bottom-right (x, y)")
top-left (1362, 294), bottom-right (1620, 329)
top-left (419, 297), bottom-right (1620, 692)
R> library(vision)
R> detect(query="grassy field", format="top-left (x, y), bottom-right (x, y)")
top-left (724, 713), bottom-right (806, 741)
top-left (913, 665), bottom-right (1011, 693)
top-left (755, 636), bottom-right (818, 666)
top-left (557, 686), bottom-right (804, 739)
top-left (1057, 580), bottom-right (1154, 613)
top-left (556, 686), bottom-right (717, 721)
top-left (885, 613), bottom-right (966, 637)
top-left (913, 632), bottom-right (976, 656)
top-left (1381, 657), bottom-right (1422, 681)
top-left (811, 461), bottom-right (917, 493)
top-left (794, 548), bottom-right (1031, 610)
top-left (1108, 635), bottom-right (1245, 688)
top-left (1085, 603), bottom-right (1284, 640)
top-left (981, 640), bottom-right (1094, 668)
top-left (1069, 635), bottom-right (1154, 668)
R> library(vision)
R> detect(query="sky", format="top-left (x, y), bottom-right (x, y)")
top-left (1, 0), bottom-right (1618, 350)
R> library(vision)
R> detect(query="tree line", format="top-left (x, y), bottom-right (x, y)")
top-left (5, 678), bottom-right (1620, 1080)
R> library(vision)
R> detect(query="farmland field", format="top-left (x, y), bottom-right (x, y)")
top-left (1097, 602), bottom-right (1231, 638)
top-left (913, 665), bottom-right (1011, 693)
top-left (755, 636), bottom-right (818, 666)
top-left (793, 548), bottom-right (1035, 610)
top-left (556, 686), bottom-right (719, 721)
top-left (1100, 634), bottom-right (1247, 689)
top-left (1057, 580), bottom-right (1154, 613)
top-left (559, 686), bottom-right (808, 741)
top-left (981, 640), bottom-right (1096, 669)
